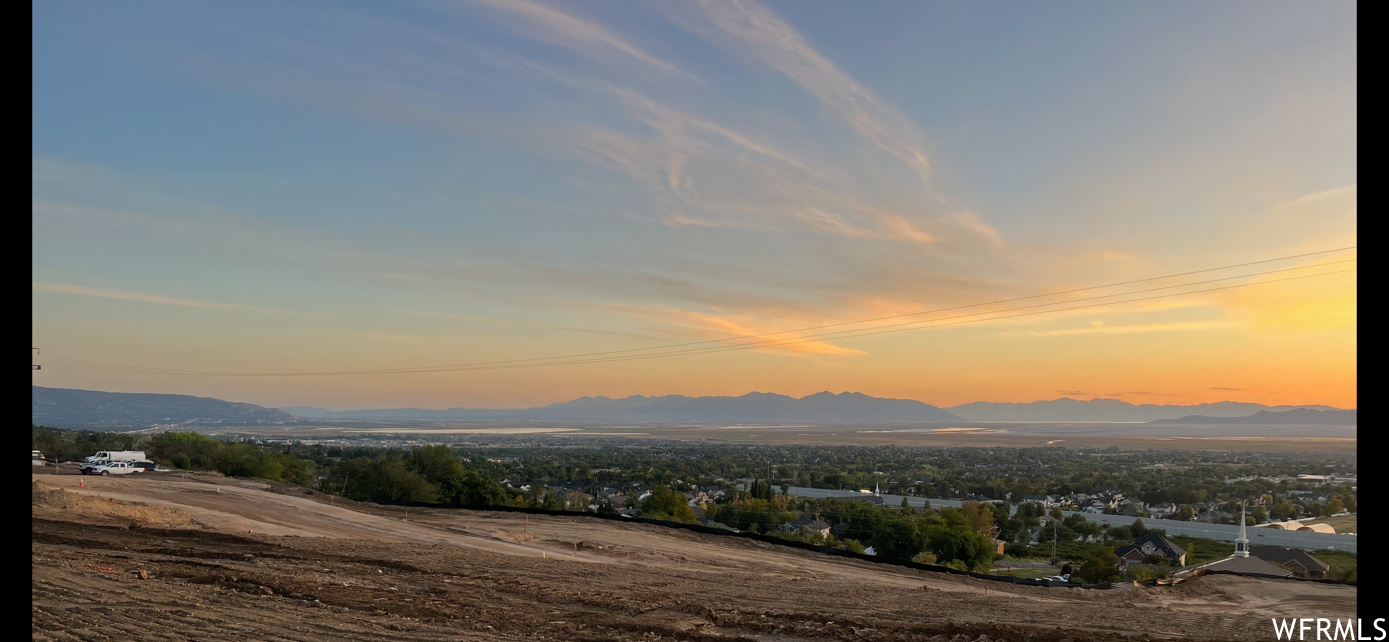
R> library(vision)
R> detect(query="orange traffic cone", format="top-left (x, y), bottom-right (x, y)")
top-left (80, 480), bottom-right (84, 488)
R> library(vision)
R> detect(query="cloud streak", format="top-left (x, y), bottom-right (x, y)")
top-left (467, 0), bottom-right (683, 76)
top-left (690, 0), bottom-right (933, 184)
top-left (33, 282), bottom-right (262, 310)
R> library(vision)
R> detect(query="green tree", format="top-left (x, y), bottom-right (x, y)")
top-left (1074, 546), bottom-right (1122, 583)
top-left (456, 470), bottom-right (508, 507)
top-left (372, 455), bottom-right (439, 502)
top-left (870, 516), bottom-right (927, 562)
top-left (1252, 506), bottom-right (1268, 523)
top-left (1177, 504), bottom-right (1195, 521)
top-left (1130, 518), bottom-right (1147, 537)
top-left (640, 485), bottom-right (697, 523)
top-left (925, 526), bottom-right (996, 570)
top-left (1325, 498), bottom-right (1344, 514)
top-left (1271, 502), bottom-right (1299, 521)
top-left (962, 501), bottom-right (995, 536)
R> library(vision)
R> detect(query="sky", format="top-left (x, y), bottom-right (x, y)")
top-left (32, 0), bottom-right (1357, 410)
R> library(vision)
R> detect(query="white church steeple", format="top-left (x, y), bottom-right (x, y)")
top-left (1234, 500), bottom-right (1250, 557)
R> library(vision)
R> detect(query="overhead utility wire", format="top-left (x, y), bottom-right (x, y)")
top-left (44, 264), bottom-right (1355, 377)
top-left (43, 246), bottom-right (1353, 376)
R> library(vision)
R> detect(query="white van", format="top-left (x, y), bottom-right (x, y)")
top-left (83, 451), bottom-right (146, 463)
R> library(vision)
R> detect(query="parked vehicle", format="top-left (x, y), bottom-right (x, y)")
top-left (83, 451), bottom-right (146, 464)
top-left (32, 450), bottom-right (46, 467)
top-left (85, 461), bottom-right (143, 476)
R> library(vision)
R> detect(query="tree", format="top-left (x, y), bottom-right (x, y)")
top-left (1073, 546), bottom-right (1122, 583)
top-left (370, 455), bottom-right (439, 503)
top-left (962, 501), bottom-right (995, 536)
top-left (924, 526), bottom-right (996, 571)
top-left (1130, 518), bottom-right (1147, 537)
top-left (1177, 504), bottom-right (1195, 521)
top-left (1271, 501), bottom-right (1299, 521)
top-left (1252, 506), bottom-right (1268, 523)
top-left (456, 470), bottom-right (508, 507)
top-left (869, 516), bottom-right (927, 562)
top-left (407, 445), bottom-right (467, 502)
top-left (1326, 498), bottom-right (1344, 515)
top-left (640, 485), bottom-right (696, 523)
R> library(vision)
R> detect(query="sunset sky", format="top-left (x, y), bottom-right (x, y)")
top-left (32, 1), bottom-right (1356, 410)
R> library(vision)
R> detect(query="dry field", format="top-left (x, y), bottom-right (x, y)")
top-left (33, 472), bottom-right (1356, 641)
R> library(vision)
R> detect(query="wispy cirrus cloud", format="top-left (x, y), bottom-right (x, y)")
top-left (1277, 184), bottom-right (1356, 210)
top-left (1017, 320), bottom-right (1237, 337)
top-left (687, 0), bottom-right (933, 185)
top-left (466, 0), bottom-right (683, 76)
top-left (624, 306), bottom-right (868, 357)
top-left (33, 282), bottom-right (262, 310)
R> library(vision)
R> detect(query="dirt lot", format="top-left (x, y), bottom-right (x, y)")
top-left (33, 472), bottom-right (1356, 641)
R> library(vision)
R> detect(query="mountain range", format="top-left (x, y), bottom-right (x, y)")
top-left (31, 386), bottom-right (298, 427)
top-left (284, 391), bottom-right (962, 423)
top-left (34, 386), bottom-right (1351, 428)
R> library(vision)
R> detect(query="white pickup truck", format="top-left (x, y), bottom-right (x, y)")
top-left (83, 460), bottom-right (144, 476)
top-left (79, 451), bottom-right (157, 475)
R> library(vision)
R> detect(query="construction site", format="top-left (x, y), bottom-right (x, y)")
top-left (32, 470), bottom-right (1356, 641)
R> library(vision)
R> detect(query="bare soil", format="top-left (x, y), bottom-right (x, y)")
top-left (32, 472), bottom-right (1356, 641)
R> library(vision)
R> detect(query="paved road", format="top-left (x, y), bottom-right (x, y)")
top-left (785, 486), bottom-right (1357, 553)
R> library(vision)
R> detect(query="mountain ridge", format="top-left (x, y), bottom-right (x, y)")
top-left (32, 386), bottom-right (298, 428)
top-left (35, 386), bottom-right (1350, 427)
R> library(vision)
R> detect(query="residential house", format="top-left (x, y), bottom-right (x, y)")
top-left (1249, 545), bottom-right (1331, 579)
top-left (778, 515), bottom-right (831, 538)
top-left (1119, 499), bottom-right (1146, 517)
top-left (1115, 533), bottom-right (1187, 568)
top-left (1147, 503), bottom-right (1178, 519)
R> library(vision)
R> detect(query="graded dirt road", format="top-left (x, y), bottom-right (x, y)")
top-left (32, 472), bottom-right (1356, 641)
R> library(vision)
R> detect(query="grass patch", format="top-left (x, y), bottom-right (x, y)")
top-left (1303, 515), bottom-right (1357, 534)
top-left (1310, 549), bottom-right (1357, 582)
top-left (1167, 536), bottom-right (1234, 566)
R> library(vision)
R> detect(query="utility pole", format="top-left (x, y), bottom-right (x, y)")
top-left (32, 348), bottom-right (41, 371)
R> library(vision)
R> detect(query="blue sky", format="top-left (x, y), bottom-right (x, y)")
top-left (32, 1), bottom-right (1356, 409)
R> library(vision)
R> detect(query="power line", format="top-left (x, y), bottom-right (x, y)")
top-left (43, 261), bottom-right (1355, 377)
